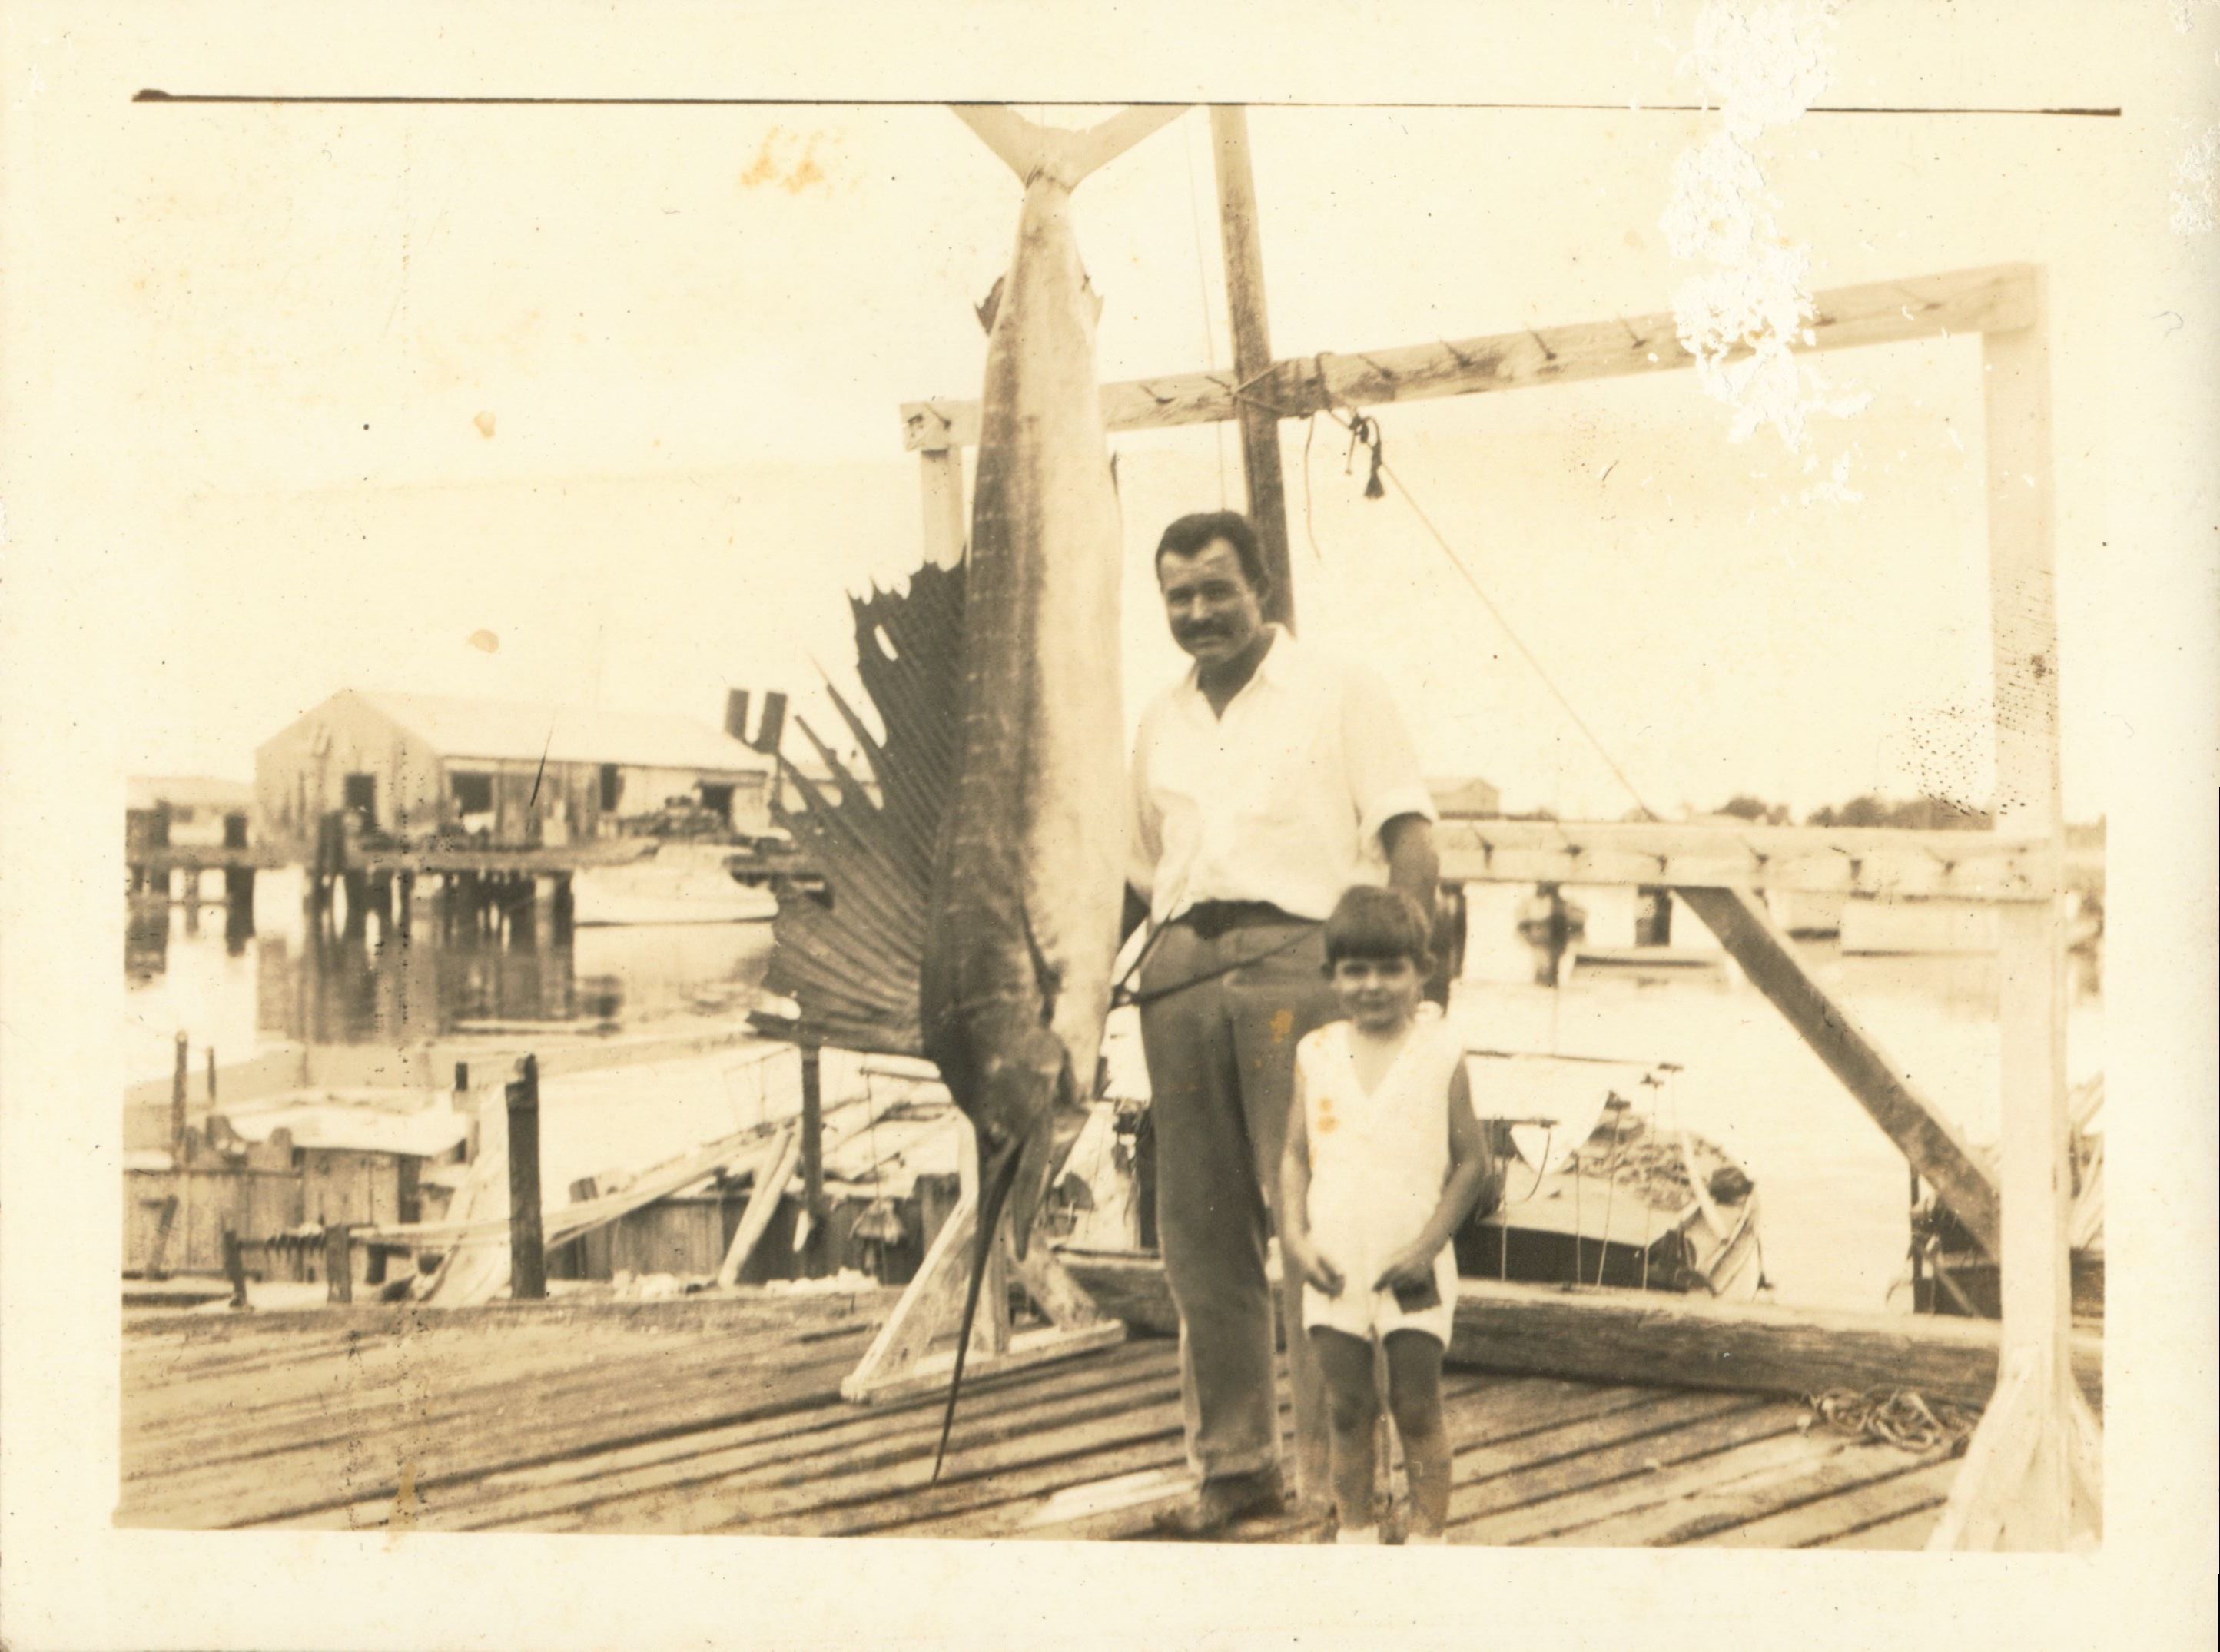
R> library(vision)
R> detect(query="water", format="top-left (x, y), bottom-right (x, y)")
top-left (124, 871), bottom-right (2100, 1315)
top-left (124, 867), bottom-right (778, 1075)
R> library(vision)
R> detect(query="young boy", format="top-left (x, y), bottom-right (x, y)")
top-left (1280, 885), bottom-right (1494, 1545)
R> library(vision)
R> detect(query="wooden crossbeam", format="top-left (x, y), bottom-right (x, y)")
top-left (1435, 818), bottom-right (2074, 899)
top-left (902, 264), bottom-right (2035, 450)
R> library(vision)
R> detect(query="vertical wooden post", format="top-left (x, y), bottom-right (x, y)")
top-left (798, 1043), bottom-right (825, 1278)
top-left (170, 1031), bottom-right (189, 1152)
top-left (1210, 104), bottom-right (1296, 631)
top-left (324, 1223), bottom-right (353, 1304)
top-left (1932, 265), bottom-right (2083, 1550)
top-left (1984, 267), bottom-right (2074, 1544)
top-left (206, 1047), bottom-right (218, 1109)
top-left (223, 1228), bottom-right (248, 1310)
top-left (919, 447), bottom-right (967, 569)
top-left (506, 1054), bottom-right (546, 1300)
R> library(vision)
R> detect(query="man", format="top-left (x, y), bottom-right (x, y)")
top-left (1127, 509), bottom-right (1441, 1534)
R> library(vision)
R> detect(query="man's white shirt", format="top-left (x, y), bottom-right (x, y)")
top-left (1128, 625), bottom-right (1437, 924)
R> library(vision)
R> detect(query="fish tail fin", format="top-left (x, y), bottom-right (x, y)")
top-left (931, 1137), bottom-right (1028, 1484)
top-left (953, 104), bottom-right (1186, 187)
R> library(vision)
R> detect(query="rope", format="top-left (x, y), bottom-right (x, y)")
top-left (1805, 1388), bottom-right (1983, 1455)
top-left (1228, 380), bottom-right (1664, 828)
top-left (1110, 924), bottom-right (1316, 1012)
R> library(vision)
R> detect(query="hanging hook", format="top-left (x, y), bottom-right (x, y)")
top-left (1345, 412), bottom-right (1387, 500)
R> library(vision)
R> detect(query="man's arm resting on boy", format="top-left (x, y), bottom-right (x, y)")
top-left (1381, 812), bottom-right (1440, 915)
top-left (1374, 1063), bottom-right (1489, 1292)
top-left (1279, 1067), bottom-right (1345, 1297)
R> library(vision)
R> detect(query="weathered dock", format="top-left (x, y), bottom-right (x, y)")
top-left (118, 1295), bottom-right (1963, 1548)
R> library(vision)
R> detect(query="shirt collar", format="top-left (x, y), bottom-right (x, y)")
top-left (1178, 623), bottom-right (1294, 705)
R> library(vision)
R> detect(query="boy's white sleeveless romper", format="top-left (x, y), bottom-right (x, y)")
top-left (1296, 1003), bottom-right (1462, 1346)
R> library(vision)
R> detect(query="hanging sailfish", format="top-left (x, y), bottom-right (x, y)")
top-left (760, 104), bottom-right (1183, 1478)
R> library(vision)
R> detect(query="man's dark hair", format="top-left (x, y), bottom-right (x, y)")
top-left (1155, 510), bottom-right (1269, 593)
top-left (1322, 885), bottom-right (1435, 974)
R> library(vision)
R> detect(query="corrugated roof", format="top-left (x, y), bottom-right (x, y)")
top-left (348, 691), bottom-right (771, 774)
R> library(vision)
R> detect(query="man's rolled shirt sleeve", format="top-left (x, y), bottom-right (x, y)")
top-left (1342, 662), bottom-right (1439, 852)
top-left (1127, 728), bottom-right (1162, 901)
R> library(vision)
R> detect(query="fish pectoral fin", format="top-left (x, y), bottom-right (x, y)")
top-left (974, 274), bottom-right (1005, 335)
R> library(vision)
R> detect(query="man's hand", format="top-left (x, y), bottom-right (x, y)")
top-left (1285, 1233), bottom-right (1345, 1297)
top-left (1372, 1246), bottom-right (1437, 1295)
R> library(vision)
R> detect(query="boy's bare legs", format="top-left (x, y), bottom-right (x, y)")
top-left (1385, 1330), bottom-right (1451, 1538)
top-left (1309, 1328), bottom-right (1381, 1534)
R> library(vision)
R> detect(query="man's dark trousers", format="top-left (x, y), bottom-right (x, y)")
top-left (1137, 907), bottom-right (1338, 1499)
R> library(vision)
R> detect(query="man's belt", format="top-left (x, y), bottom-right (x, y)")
top-left (1176, 900), bottom-right (1311, 942)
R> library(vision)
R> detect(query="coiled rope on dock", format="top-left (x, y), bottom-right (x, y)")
top-left (1804, 1387), bottom-right (1983, 1455)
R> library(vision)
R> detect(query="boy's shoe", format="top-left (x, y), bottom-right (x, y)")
top-left (1150, 1467), bottom-right (1288, 1538)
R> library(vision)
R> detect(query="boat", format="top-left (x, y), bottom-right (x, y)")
top-left (1840, 894), bottom-right (1999, 956)
top-left (1910, 1076), bottom-right (2104, 1322)
top-left (1563, 945), bottom-right (1731, 985)
top-left (1047, 1017), bottom-right (1763, 1302)
top-left (569, 843), bottom-right (778, 927)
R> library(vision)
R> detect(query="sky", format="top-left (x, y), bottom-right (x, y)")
top-left (7, 5), bottom-right (2185, 821)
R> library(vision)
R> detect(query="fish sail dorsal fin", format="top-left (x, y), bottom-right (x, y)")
top-left (953, 104), bottom-right (1186, 187)
top-left (760, 560), bottom-right (966, 1057)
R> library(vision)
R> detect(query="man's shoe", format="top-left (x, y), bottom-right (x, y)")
top-left (1150, 1468), bottom-right (1288, 1538)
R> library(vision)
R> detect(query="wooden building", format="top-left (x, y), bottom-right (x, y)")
top-left (127, 775), bottom-right (254, 850)
top-left (254, 690), bottom-right (775, 855)
top-left (1429, 775), bottom-right (1502, 818)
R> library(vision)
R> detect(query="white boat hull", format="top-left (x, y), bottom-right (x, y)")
top-left (571, 848), bottom-right (778, 927)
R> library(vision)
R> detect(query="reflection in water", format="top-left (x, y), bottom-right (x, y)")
top-left (256, 927), bottom-right (586, 1045)
top-left (128, 870), bottom-right (778, 1064)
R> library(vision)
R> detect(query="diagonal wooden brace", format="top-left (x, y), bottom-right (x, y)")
top-left (1677, 884), bottom-right (2002, 1259)
top-left (841, 1173), bottom-right (1124, 1406)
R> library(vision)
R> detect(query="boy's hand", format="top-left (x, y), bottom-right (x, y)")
top-left (1286, 1235), bottom-right (1345, 1297)
top-left (1373, 1247), bottom-right (1436, 1294)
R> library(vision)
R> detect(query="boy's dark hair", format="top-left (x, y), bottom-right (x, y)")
top-left (1155, 510), bottom-right (1269, 594)
top-left (1322, 885), bottom-right (1434, 974)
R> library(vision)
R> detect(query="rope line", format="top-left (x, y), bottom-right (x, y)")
top-left (1805, 1388), bottom-right (1983, 1455)
top-left (1228, 382), bottom-right (1662, 825)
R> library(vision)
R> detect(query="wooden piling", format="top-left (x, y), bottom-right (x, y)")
top-left (324, 1224), bottom-right (353, 1304)
top-left (223, 1228), bottom-right (248, 1310)
top-left (799, 1043), bottom-right (825, 1278)
top-left (170, 1032), bottom-right (188, 1151)
top-left (506, 1055), bottom-right (546, 1300)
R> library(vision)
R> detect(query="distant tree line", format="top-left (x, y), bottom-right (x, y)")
top-left (1711, 792), bottom-right (1993, 830)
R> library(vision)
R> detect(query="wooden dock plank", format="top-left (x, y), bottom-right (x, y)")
top-left (1707, 1455), bottom-right (1963, 1549)
top-left (363, 1339), bottom-right (1178, 1533)
top-left (117, 1292), bottom-right (2019, 1551)
top-left (1821, 1502), bottom-right (1951, 1550)
top-left (120, 1339), bottom-right (873, 1530)
top-left (124, 1325), bottom-right (863, 1492)
top-left (1530, 1435), bottom-right (1953, 1548)
top-left (1455, 1420), bottom-right (1839, 1545)
top-left (468, 1357), bottom-right (1192, 1535)
top-left (845, 1372), bottom-right (1491, 1542)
